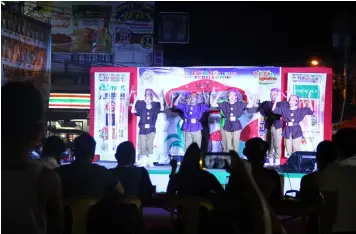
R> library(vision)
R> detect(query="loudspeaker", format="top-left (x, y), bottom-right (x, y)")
top-left (280, 151), bottom-right (317, 174)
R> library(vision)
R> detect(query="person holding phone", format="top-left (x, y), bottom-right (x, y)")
top-left (272, 92), bottom-right (313, 158)
top-left (132, 89), bottom-right (165, 167)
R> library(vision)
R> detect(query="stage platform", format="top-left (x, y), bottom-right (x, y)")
top-left (96, 161), bottom-right (304, 194)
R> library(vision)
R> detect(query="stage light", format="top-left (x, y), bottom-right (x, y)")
top-left (310, 60), bottom-right (319, 66)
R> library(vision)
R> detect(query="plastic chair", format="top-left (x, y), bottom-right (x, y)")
top-left (117, 195), bottom-right (143, 217)
top-left (64, 196), bottom-right (99, 234)
top-left (168, 196), bottom-right (214, 234)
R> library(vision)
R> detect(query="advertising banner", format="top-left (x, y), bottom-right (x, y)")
top-left (25, 2), bottom-right (113, 54)
top-left (92, 72), bottom-right (130, 161)
top-left (137, 67), bottom-right (267, 162)
top-left (112, 2), bottom-right (154, 66)
top-left (255, 68), bottom-right (282, 139)
top-left (287, 73), bottom-right (327, 152)
top-left (1, 10), bottom-right (51, 105)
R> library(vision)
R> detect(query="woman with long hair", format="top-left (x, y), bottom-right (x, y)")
top-left (166, 143), bottom-right (223, 199)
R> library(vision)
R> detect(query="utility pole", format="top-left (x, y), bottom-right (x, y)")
top-left (333, 14), bottom-right (351, 122)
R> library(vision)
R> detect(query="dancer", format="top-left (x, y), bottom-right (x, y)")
top-left (211, 87), bottom-right (257, 153)
top-left (272, 92), bottom-right (313, 158)
top-left (173, 91), bottom-right (210, 150)
top-left (259, 88), bottom-right (283, 166)
top-left (132, 89), bottom-right (164, 167)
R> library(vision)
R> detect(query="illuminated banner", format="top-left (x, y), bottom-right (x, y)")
top-left (287, 73), bottom-right (327, 152)
top-left (1, 9), bottom-right (51, 108)
top-left (112, 2), bottom-right (154, 66)
top-left (137, 67), bottom-right (281, 162)
top-left (49, 93), bottom-right (90, 109)
top-left (92, 72), bottom-right (130, 161)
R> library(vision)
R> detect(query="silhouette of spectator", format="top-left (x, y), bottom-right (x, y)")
top-left (243, 137), bottom-right (282, 207)
top-left (300, 141), bottom-right (337, 234)
top-left (167, 143), bottom-right (224, 202)
top-left (317, 128), bottom-right (356, 233)
top-left (56, 134), bottom-right (123, 199)
top-left (2, 81), bottom-right (63, 234)
top-left (33, 136), bottom-right (65, 169)
top-left (300, 141), bottom-right (337, 204)
top-left (87, 187), bottom-right (141, 234)
top-left (110, 141), bottom-right (154, 203)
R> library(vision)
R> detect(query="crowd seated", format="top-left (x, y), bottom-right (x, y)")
top-left (166, 143), bottom-right (224, 205)
top-left (55, 134), bottom-right (123, 199)
top-left (32, 136), bottom-right (65, 170)
top-left (243, 137), bottom-right (283, 208)
top-left (110, 141), bottom-right (154, 203)
top-left (3, 81), bottom-right (356, 234)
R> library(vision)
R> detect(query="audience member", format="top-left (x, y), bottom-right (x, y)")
top-left (300, 140), bottom-right (337, 205)
top-left (110, 141), bottom-right (154, 203)
top-left (56, 134), bottom-right (123, 199)
top-left (166, 143), bottom-right (224, 203)
top-left (2, 81), bottom-right (63, 234)
top-left (33, 136), bottom-right (65, 169)
top-left (87, 187), bottom-right (141, 234)
top-left (243, 137), bottom-right (282, 207)
top-left (225, 150), bottom-right (286, 234)
top-left (317, 128), bottom-right (356, 233)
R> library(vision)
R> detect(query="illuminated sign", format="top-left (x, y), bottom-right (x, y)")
top-left (294, 85), bottom-right (320, 99)
top-left (291, 73), bottom-right (323, 83)
top-left (49, 93), bottom-right (90, 109)
top-left (253, 70), bottom-right (277, 85)
top-left (184, 70), bottom-right (237, 80)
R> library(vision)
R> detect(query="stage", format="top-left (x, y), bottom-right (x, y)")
top-left (96, 161), bottom-right (304, 194)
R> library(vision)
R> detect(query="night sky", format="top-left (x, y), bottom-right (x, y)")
top-left (157, 2), bottom-right (355, 67)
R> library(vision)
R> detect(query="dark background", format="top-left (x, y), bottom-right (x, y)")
top-left (157, 2), bottom-right (355, 67)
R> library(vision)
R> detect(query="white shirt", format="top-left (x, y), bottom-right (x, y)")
top-left (32, 157), bottom-right (60, 170)
top-left (319, 160), bottom-right (356, 232)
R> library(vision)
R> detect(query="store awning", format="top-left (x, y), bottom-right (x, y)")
top-left (46, 109), bottom-right (89, 121)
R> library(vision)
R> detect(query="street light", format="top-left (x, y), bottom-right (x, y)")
top-left (311, 60), bottom-right (319, 66)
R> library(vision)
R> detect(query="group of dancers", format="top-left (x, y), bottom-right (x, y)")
top-left (131, 87), bottom-right (314, 167)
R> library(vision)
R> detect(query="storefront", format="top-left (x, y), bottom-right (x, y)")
top-left (47, 93), bottom-right (91, 139)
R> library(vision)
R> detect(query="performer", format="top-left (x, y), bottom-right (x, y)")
top-left (173, 91), bottom-right (210, 150)
top-left (211, 88), bottom-right (257, 153)
top-left (259, 88), bottom-right (283, 166)
top-left (272, 92), bottom-right (313, 158)
top-left (132, 89), bottom-right (164, 167)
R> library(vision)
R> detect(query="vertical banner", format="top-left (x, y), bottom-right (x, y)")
top-left (287, 73), bottom-right (327, 152)
top-left (93, 72), bottom-right (130, 161)
top-left (112, 2), bottom-right (154, 66)
top-left (255, 68), bottom-right (282, 140)
top-left (137, 67), bottom-right (262, 161)
top-left (1, 10), bottom-right (51, 107)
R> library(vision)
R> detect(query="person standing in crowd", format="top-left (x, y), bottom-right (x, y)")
top-left (32, 136), bottom-right (65, 169)
top-left (172, 91), bottom-right (210, 150)
top-left (258, 88), bottom-right (283, 166)
top-left (211, 87), bottom-right (257, 153)
top-left (56, 134), bottom-right (123, 199)
top-left (272, 92), bottom-right (313, 158)
top-left (132, 88), bottom-right (165, 167)
top-left (300, 140), bottom-right (337, 205)
top-left (317, 128), bottom-right (356, 234)
top-left (2, 81), bottom-right (63, 234)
